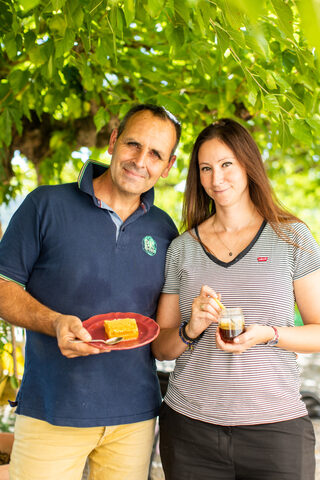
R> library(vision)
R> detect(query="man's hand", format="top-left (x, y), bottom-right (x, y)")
top-left (53, 314), bottom-right (103, 358)
top-left (0, 279), bottom-right (109, 357)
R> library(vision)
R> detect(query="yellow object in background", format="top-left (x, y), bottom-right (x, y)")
top-left (0, 342), bottom-right (24, 404)
top-left (0, 343), bottom-right (24, 377)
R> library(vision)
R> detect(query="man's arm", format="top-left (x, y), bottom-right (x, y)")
top-left (0, 278), bottom-right (101, 358)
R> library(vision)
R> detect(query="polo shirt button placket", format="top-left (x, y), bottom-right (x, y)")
top-left (117, 225), bottom-right (129, 249)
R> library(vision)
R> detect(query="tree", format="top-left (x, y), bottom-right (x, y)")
top-left (0, 0), bottom-right (320, 236)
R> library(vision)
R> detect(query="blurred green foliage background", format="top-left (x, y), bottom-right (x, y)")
top-left (0, 0), bottom-right (319, 241)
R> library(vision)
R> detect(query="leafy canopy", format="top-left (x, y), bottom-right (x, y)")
top-left (0, 0), bottom-right (320, 236)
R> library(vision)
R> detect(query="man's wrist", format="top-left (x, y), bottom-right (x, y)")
top-left (51, 313), bottom-right (63, 336)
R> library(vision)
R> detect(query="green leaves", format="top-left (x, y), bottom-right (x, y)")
top-left (270, 0), bottom-right (294, 39)
top-left (0, 0), bottom-right (320, 214)
top-left (145, 0), bottom-right (165, 17)
top-left (3, 33), bottom-right (18, 60)
top-left (9, 375), bottom-right (19, 391)
top-left (94, 107), bottom-right (110, 133)
top-left (123, 0), bottom-right (135, 25)
top-left (8, 70), bottom-right (29, 94)
top-left (222, 0), bottom-right (266, 23)
top-left (51, 0), bottom-right (67, 9)
top-left (20, 0), bottom-right (42, 11)
top-left (48, 14), bottom-right (67, 36)
top-left (55, 29), bottom-right (75, 58)
top-left (222, 0), bottom-right (244, 29)
top-left (297, 0), bottom-right (320, 53)
top-left (263, 94), bottom-right (280, 116)
top-left (0, 111), bottom-right (12, 147)
top-left (0, 0), bottom-right (13, 33)
top-left (288, 119), bottom-right (313, 145)
top-left (286, 94), bottom-right (305, 117)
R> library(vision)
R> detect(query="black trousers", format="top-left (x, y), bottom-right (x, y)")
top-left (159, 403), bottom-right (315, 480)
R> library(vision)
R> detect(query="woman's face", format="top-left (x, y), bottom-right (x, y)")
top-left (198, 138), bottom-right (249, 209)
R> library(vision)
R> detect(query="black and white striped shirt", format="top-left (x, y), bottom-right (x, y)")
top-left (162, 221), bottom-right (320, 425)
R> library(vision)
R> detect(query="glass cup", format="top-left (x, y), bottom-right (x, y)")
top-left (219, 307), bottom-right (245, 342)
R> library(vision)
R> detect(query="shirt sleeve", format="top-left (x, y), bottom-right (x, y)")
top-left (292, 223), bottom-right (320, 280)
top-left (0, 192), bottom-right (42, 286)
top-left (161, 237), bottom-right (181, 294)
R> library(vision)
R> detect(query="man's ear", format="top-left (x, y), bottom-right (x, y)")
top-left (161, 155), bottom-right (176, 178)
top-left (108, 129), bottom-right (118, 154)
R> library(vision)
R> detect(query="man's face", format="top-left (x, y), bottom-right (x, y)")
top-left (108, 111), bottom-right (177, 196)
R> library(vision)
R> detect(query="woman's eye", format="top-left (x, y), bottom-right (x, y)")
top-left (201, 166), bottom-right (211, 172)
top-left (222, 161), bottom-right (232, 168)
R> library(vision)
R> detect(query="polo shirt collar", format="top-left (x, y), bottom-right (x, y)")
top-left (77, 160), bottom-right (155, 212)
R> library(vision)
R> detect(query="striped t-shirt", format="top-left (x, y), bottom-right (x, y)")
top-left (162, 221), bottom-right (320, 425)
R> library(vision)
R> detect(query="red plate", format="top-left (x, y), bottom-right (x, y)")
top-left (83, 312), bottom-right (160, 351)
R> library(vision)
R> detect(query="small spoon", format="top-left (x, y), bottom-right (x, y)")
top-left (69, 336), bottom-right (123, 346)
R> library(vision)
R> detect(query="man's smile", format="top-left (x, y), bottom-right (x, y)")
top-left (122, 164), bottom-right (148, 180)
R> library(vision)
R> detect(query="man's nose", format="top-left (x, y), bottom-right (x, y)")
top-left (133, 149), bottom-right (148, 168)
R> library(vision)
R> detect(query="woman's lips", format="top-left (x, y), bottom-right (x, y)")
top-left (213, 187), bottom-right (230, 194)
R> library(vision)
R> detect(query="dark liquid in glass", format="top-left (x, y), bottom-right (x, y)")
top-left (219, 326), bottom-right (244, 342)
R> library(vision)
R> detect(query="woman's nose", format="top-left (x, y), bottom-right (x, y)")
top-left (212, 168), bottom-right (223, 185)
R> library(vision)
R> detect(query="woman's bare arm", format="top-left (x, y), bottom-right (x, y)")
top-left (152, 285), bottom-right (222, 360)
top-left (216, 269), bottom-right (320, 354)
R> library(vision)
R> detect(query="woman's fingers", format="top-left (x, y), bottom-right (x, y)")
top-left (199, 284), bottom-right (219, 301)
top-left (196, 285), bottom-right (223, 318)
top-left (188, 285), bottom-right (224, 338)
top-left (215, 325), bottom-right (272, 354)
top-left (197, 299), bottom-right (220, 317)
top-left (215, 328), bottom-right (246, 354)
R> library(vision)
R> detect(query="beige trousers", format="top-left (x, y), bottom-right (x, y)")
top-left (9, 415), bottom-right (156, 480)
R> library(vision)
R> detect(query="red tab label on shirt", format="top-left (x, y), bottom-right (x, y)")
top-left (257, 256), bottom-right (268, 262)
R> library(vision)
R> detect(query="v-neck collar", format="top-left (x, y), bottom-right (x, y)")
top-left (194, 220), bottom-right (267, 268)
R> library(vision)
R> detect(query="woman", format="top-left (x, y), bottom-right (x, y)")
top-left (152, 119), bottom-right (320, 480)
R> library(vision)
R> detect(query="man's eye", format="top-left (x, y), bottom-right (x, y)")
top-left (151, 151), bottom-right (161, 159)
top-left (127, 142), bottom-right (139, 148)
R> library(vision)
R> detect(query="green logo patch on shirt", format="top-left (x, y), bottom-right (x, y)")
top-left (142, 235), bottom-right (157, 256)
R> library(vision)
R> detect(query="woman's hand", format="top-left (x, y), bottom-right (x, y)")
top-left (187, 285), bottom-right (223, 339)
top-left (215, 324), bottom-right (274, 354)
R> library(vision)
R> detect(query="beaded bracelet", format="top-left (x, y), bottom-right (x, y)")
top-left (265, 326), bottom-right (279, 346)
top-left (179, 321), bottom-right (203, 350)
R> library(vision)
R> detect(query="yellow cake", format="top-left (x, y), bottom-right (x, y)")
top-left (104, 318), bottom-right (139, 341)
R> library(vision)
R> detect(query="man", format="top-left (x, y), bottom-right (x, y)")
top-left (0, 104), bottom-right (181, 480)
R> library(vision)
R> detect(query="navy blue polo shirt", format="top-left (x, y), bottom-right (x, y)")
top-left (0, 160), bottom-right (178, 427)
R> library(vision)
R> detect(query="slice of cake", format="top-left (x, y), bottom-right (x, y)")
top-left (104, 318), bottom-right (139, 341)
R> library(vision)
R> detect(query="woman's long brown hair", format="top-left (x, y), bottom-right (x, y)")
top-left (182, 119), bottom-right (302, 241)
